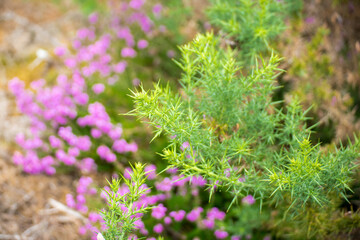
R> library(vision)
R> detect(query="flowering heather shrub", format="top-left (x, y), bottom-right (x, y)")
top-left (78, 162), bottom-right (252, 239)
top-left (7, 0), bottom-right (175, 174)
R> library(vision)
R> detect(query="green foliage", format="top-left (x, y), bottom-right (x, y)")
top-left (100, 163), bottom-right (150, 240)
top-left (51, 0), bottom-right (105, 14)
top-left (206, 0), bottom-right (302, 61)
top-left (130, 32), bottom-right (359, 216)
top-left (269, 137), bottom-right (358, 210)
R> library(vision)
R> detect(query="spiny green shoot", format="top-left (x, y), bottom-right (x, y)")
top-left (100, 163), bottom-right (150, 240)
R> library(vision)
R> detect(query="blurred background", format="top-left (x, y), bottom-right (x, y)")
top-left (0, 0), bottom-right (360, 239)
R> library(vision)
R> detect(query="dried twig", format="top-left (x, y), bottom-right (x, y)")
top-left (0, 234), bottom-right (23, 240)
top-left (48, 198), bottom-right (87, 222)
top-left (21, 220), bottom-right (48, 238)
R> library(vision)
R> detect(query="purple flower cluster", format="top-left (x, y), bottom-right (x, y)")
top-left (66, 177), bottom-right (108, 236)
top-left (66, 177), bottom-right (97, 213)
top-left (8, 0), bottom-right (171, 174)
top-left (71, 162), bottom-right (235, 239)
top-left (117, 167), bottom-right (241, 239)
top-left (9, 72), bottom-right (135, 174)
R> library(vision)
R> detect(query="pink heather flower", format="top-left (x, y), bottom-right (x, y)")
top-left (153, 223), bottom-right (164, 234)
top-left (56, 149), bottom-right (67, 161)
top-left (156, 177), bottom-right (173, 192)
top-left (126, 142), bottom-right (138, 152)
top-left (68, 147), bottom-right (80, 157)
top-left (191, 188), bottom-right (199, 196)
top-left (97, 145), bottom-right (110, 159)
top-left (65, 58), bottom-right (77, 68)
top-left (13, 151), bottom-right (23, 166)
top-left (45, 166), bottom-right (56, 175)
top-left (112, 139), bottom-right (128, 153)
top-left (63, 155), bottom-right (76, 165)
top-left (207, 207), bottom-right (226, 220)
top-left (116, 27), bottom-right (134, 46)
top-left (95, 121), bottom-right (112, 134)
top-left (42, 156), bottom-right (54, 166)
top-left (215, 230), bottom-right (229, 239)
top-left (92, 83), bottom-right (105, 94)
top-left (89, 212), bottom-right (102, 222)
top-left (164, 217), bottom-right (172, 224)
top-left (186, 207), bottom-right (203, 222)
top-left (167, 50), bottom-right (175, 58)
top-left (66, 194), bottom-right (76, 208)
top-left (242, 195), bottom-right (255, 205)
top-left (166, 167), bottom-right (178, 174)
top-left (82, 66), bottom-right (95, 77)
top-left (181, 141), bottom-right (190, 151)
top-left (72, 39), bottom-right (82, 49)
top-left (190, 175), bottom-right (206, 187)
top-left (153, 4), bottom-right (162, 17)
top-left (169, 210), bottom-right (186, 222)
top-left (96, 120), bottom-right (112, 133)
top-left (77, 177), bottom-right (93, 195)
top-left (132, 78), bottom-right (141, 86)
top-left (171, 175), bottom-right (189, 187)
top-left (151, 204), bottom-right (167, 219)
top-left (203, 218), bottom-right (214, 229)
top-left (144, 164), bottom-right (157, 180)
top-left (8, 77), bottom-right (25, 96)
top-left (331, 96), bottom-right (337, 106)
top-left (77, 28), bottom-right (89, 39)
top-left (121, 47), bottom-right (137, 58)
top-left (91, 128), bottom-right (102, 138)
top-left (88, 12), bottom-right (98, 24)
top-left (79, 158), bottom-right (97, 173)
top-left (135, 13), bottom-right (152, 33)
top-left (76, 194), bottom-right (86, 204)
top-left (108, 76), bottom-right (118, 85)
top-left (76, 204), bottom-right (88, 213)
top-left (137, 39), bottom-right (148, 49)
top-left (113, 61), bottom-right (127, 74)
top-left (74, 93), bottom-right (89, 105)
top-left (140, 228), bottom-right (148, 235)
top-left (88, 187), bottom-right (97, 195)
top-left (105, 152), bottom-right (116, 162)
top-left (305, 17), bottom-right (315, 24)
top-left (78, 226), bottom-right (87, 235)
top-left (224, 168), bottom-right (231, 177)
top-left (124, 167), bottom-right (133, 179)
top-left (54, 46), bottom-right (67, 56)
top-left (30, 79), bottom-right (45, 90)
top-left (49, 135), bottom-right (62, 148)
top-left (100, 54), bottom-right (111, 64)
top-left (77, 136), bottom-right (91, 151)
top-left (231, 236), bottom-right (241, 240)
top-left (129, 0), bottom-right (144, 9)
top-left (109, 127), bottom-right (122, 140)
top-left (134, 219), bottom-right (144, 229)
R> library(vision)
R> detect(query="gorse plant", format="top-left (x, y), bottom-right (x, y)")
top-left (207, 0), bottom-right (302, 62)
top-left (130, 32), bottom-right (359, 217)
top-left (100, 163), bottom-right (150, 240)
